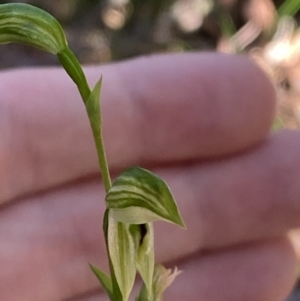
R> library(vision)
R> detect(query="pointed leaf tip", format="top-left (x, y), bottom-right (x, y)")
top-left (106, 167), bottom-right (185, 228)
top-left (89, 263), bottom-right (114, 300)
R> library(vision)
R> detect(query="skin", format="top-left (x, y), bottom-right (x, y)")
top-left (0, 52), bottom-right (298, 301)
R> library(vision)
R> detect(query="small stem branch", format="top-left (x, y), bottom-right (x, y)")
top-left (58, 47), bottom-right (112, 192)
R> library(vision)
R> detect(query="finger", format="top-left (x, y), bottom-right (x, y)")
top-left (0, 180), bottom-right (106, 301)
top-left (0, 53), bottom-right (275, 203)
top-left (71, 294), bottom-right (104, 301)
top-left (2, 129), bottom-right (300, 301)
top-left (1, 177), bottom-right (295, 301)
top-left (164, 237), bottom-right (296, 301)
top-left (91, 52), bottom-right (276, 162)
top-left (155, 130), bottom-right (300, 257)
top-left (69, 239), bottom-right (297, 301)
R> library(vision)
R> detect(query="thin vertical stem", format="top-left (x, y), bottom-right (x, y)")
top-left (90, 115), bottom-right (112, 192)
top-left (58, 48), bottom-right (112, 192)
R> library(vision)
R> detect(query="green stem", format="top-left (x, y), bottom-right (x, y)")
top-left (90, 109), bottom-right (112, 192)
top-left (57, 47), bottom-right (91, 103)
top-left (57, 46), bottom-right (113, 298)
top-left (57, 47), bottom-right (112, 192)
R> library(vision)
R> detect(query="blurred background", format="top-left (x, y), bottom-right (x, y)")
top-left (1, 0), bottom-right (300, 300)
top-left (1, 0), bottom-right (300, 129)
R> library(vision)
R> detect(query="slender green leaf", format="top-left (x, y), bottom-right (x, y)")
top-left (278, 0), bottom-right (300, 17)
top-left (89, 264), bottom-right (115, 300)
top-left (108, 211), bottom-right (136, 301)
top-left (219, 12), bottom-right (237, 38)
top-left (106, 167), bottom-right (185, 228)
top-left (130, 223), bottom-right (154, 298)
top-left (0, 3), bottom-right (67, 53)
top-left (85, 78), bottom-right (112, 192)
top-left (86, 77), bottom-right (102, 131)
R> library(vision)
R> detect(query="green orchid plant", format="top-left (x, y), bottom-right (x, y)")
top-left (0, 3), bottom-right (185, 301)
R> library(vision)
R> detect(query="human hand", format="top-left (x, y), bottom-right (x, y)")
top-left (0, 53), bottom-right (297, 301)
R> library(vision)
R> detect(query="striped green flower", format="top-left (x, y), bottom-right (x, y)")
top-left (106, 167), bottom-right (185, 228)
